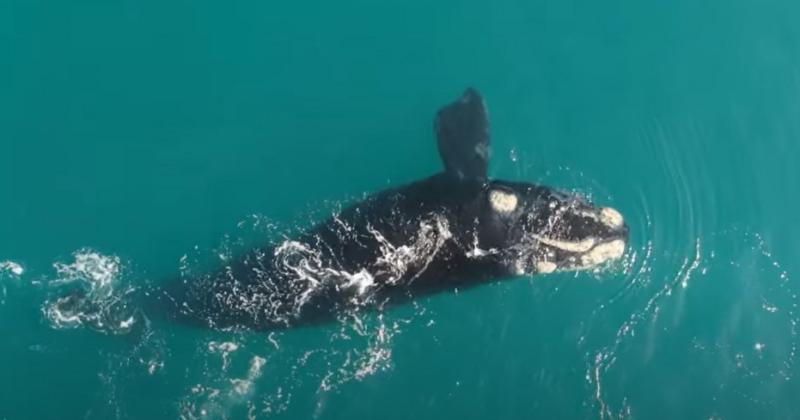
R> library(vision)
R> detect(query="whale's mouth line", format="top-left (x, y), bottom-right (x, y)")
top-left (533, 235), bottom-right (596, 253)
top-left (530, 234), bottom-right (627, 272)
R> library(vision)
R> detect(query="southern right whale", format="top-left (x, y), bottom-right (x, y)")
top-left (157, 88), bottom-right (629, 330)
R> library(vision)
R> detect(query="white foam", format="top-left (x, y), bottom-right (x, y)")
top-left (44, 297), bottom-right (84, 328)
top-left (42, 250), bottom-right (137, 334)
top-left (208, 341), bottom-right (240, 353)
top-left (52, 252), bottom-right (121, 292)
top-left (0, 261), bottom-right (24, 305)
top-left (369, 214), bottom-right (451, 285)
top-left (231, 356), bottom-right (267, 396)
top-left (343, 269), bottom-right (376, 295)
top-left (119, 316), bottom-right (135, 330)
top-left (0, 261), bottom-right (24, 276)
top-left (209, 341), bottom-right (240, 371)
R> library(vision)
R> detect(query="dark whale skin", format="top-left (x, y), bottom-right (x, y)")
top-left (155, 88), bottom-right (628, 331)
top-left (171, 174), bottom-right (517, 330)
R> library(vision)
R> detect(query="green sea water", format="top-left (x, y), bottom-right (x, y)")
top-left (2, 0), bottom-right (800, 418)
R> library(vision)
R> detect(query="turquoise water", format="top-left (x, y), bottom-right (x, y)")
top-left (2, 0), bottom-right (800, 418)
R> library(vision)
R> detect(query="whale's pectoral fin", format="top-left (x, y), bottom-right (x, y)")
top-left (435, 88), bottom-right (491, 182)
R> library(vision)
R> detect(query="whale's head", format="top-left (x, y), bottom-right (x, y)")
top-left (476, 180), bottom-right (629, 275)
top-left (433, 88), bottom-right (628, 276)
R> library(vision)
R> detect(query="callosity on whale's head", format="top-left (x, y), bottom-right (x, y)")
top-left (475, 180), bottom-right (629, 275)
top-left (436, 88), bottom-right (629, 275)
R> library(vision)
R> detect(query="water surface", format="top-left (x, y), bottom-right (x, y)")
top-left (2, 0), bottom-right (799, 418)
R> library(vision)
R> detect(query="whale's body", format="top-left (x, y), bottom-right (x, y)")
top-left (164, 89), bottom-right (629, 330)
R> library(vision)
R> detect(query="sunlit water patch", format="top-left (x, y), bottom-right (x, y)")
top-left (584, 229), bottom-right (796, 419)
top-left (567, 120), bottom-right (799, 419)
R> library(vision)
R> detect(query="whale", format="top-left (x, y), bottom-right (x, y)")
top-left (158, 88), bottom-right (629, 330)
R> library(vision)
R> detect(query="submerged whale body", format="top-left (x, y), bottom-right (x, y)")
top-left (164, 89), bottom-right (629, 330)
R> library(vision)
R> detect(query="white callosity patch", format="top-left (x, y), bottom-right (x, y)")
top-left (522, 200), bottom-right (627, 273)
top-left (534, 235), bottom-right (597, 253)
top-left (536, 261), bottom-right (558, 274)
top-left (581, 239), bottom-right (626, 267)
top-left (600, 207), bottom-right (624, 229)
top-left (489, 190), bottom-right (518, 213)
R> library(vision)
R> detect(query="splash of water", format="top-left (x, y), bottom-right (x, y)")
top-left (1, 260), bottom-right (25, 305)
top-left (42, 250), bottom-right (139, 335)
top-left (171, 211), bottom-right (438, 417)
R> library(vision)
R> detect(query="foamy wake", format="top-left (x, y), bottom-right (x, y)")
top-left (0, 260), bottom-right (24, 276)
top-left (42, 250), bottom-right (138, 335)
top-left (32, 211), bottom-right (449, 417)
top-left (206, 212), bottom-right (453, 328)
top-left (174, 213), bottom-right (445, 418)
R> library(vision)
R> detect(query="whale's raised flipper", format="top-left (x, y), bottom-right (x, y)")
top-left (435, 88), bottom-right (491, 182)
